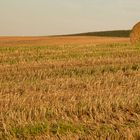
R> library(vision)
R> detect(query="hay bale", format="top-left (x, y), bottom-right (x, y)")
top-left (130, 22), bottom-right (140, 43)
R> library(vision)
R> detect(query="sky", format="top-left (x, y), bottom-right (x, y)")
top-left (0, 0), bottom-right (140, 36)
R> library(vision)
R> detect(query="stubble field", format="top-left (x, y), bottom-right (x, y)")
top-left (0, 36), bottom-right (140, 140)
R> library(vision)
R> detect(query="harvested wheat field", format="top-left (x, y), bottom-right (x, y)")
top-left (0, 36), bottom-right (140, 140)
top-left (0, 36), bottom-right (129, 46)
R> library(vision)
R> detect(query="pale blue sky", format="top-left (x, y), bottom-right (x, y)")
top-left (0, 0), bottom-right (140, 36)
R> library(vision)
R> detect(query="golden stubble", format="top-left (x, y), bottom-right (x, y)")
top-left (0, 36), bottom-right (140, 140)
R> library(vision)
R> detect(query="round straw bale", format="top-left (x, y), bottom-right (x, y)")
top-left (130, 22), bottom-right (140, 43)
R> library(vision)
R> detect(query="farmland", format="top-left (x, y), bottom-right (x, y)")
top-left (0, 36), bottom-right (140, 139)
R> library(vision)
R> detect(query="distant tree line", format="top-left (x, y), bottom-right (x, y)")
top-left (62, 30), bottom-right (130, 37)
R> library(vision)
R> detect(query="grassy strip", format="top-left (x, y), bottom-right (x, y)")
top-left (3, 120), bottom-right (140, 139)
top-left (6, 121), bottom-right (90, 139)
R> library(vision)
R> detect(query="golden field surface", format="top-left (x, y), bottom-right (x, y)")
top-left (0, 36), bottom-right (140, 140)
top-left (0, 36), bottom-right (129, 46)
